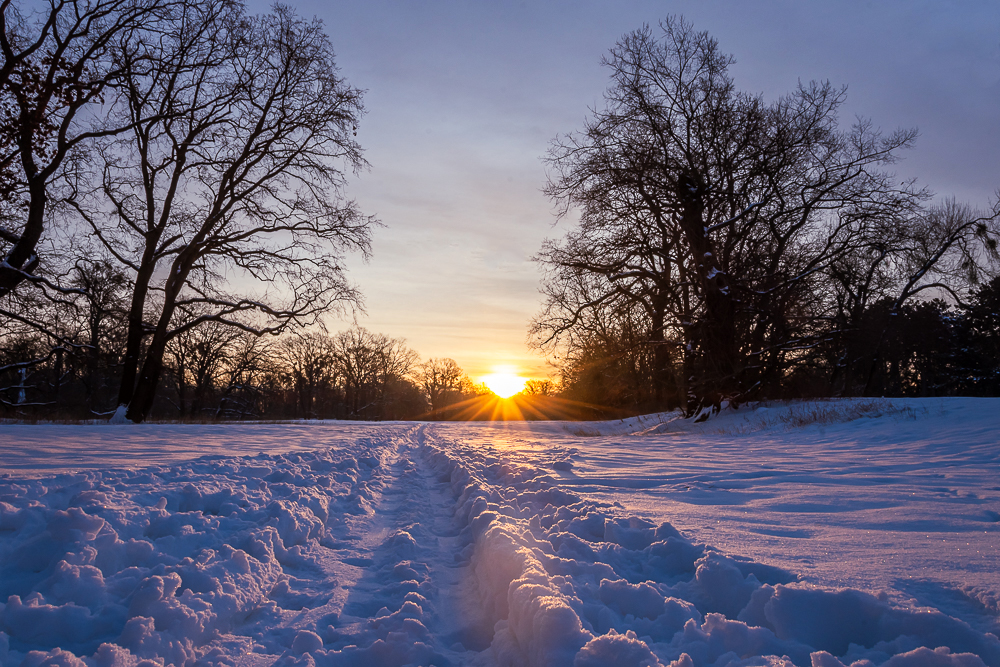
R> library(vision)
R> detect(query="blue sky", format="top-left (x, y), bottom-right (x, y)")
top-left (252, 1), bottom-right (1000, 380)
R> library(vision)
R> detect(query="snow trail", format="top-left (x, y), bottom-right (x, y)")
top-left (314, 424), bottom-right (489, 664)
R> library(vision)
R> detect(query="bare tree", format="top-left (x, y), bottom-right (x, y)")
top-left (417, 357), bottom-right (465, 411)
top-left (0, 0), bottom-right (176, 411)
top-left (278, 332), bottom-right (335, 419)
top-left (858, 199), bottom-right (999, 393)
top-left (215, 332), bottom-right (275, 419)
top-left (67, 1), bottom-right (375, 422)
top-left (166, 318), bottom-right (241, 417)
top-left (330, 327), bottom-right (419, 419)
top-left (70, 258), bottom-right (128, 408)
top-left (537, 16), bottom-right (926, 415)
top-left (522, 379), bottom-right (555, 396)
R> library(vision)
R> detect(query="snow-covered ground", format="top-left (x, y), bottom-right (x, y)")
top-left (0, 398), bottom-right (997, 666)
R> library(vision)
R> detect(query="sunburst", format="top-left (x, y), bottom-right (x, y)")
top-left (480, 368), bottom-right (527, 398)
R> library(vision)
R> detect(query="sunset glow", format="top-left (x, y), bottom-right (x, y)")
top-left (480, 370), bottom-right (527, 398)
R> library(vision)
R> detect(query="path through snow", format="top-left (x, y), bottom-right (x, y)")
top-left (0, 401), bottom-right (999, 665)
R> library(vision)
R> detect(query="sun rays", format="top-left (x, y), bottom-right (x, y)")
top-left (418, 392), bottom-right (627, 422)
top-left (480, 368), bottom-right (528, 398)
top-left (406, 365), bottom-right (629, 421)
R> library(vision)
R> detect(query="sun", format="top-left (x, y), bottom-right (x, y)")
top-left (481, 368), bottom-right (527, 399)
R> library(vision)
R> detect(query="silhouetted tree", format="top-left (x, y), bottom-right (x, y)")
top-left (278, 332), bottom-right (335, 419)
top-left (522, 379), bottom-right (555, 396)
top-left (417, 357), bottom-right (465, 411)
top-left (166, 318), bottom-right (242, 417)
top-left (69, 259), bottom-right (128, 409)
top-left (536, 16), bottom-right (982, 416)
top-left (65, 1), bottom-right (374, 422)
top-left (330, 327), bottom-right (419, 419)
top-left (858, 200), bottom-right (999, 394)
top-left (214, 333), bottom-right (276, 419)
top-left (954, 277), bottom-right (1000, 395)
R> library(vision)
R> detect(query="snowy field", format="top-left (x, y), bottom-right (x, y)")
top-left (0, 399), bottom-right (998, 666)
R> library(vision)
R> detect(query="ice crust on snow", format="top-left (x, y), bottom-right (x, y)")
top-left (0, 403), bottom-right (998, 666)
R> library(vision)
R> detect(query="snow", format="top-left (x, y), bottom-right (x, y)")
top-left (107, 407), bottom-right (129, 426)
top-left (0, 422), bottom-right (392, 475)
top-left (0, 398), bottom-right (997, 666)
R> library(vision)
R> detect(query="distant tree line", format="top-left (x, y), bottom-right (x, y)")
top-left (533, 17), bottom-right (1000, 418)
top-left (548, 280), bottom-right (1000, 413)
top-left (0, 288), bottom-right (489, 419)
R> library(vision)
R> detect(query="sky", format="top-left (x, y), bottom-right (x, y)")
top-left (250, 1), bottom-right (1000, 381)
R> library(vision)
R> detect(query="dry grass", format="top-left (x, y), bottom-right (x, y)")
top-left (717, 398), bottom-right (924, 434)
top-left (566, 426), bottom-right (603, 436)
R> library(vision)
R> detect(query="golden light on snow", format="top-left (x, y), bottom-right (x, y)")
top-left (481, 367), bottom-right (527, 399)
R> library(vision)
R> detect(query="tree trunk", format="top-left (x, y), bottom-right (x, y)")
top-left (125, 252), bottom-right (192, 422)
top-left (677, 174), bottom-right (738, 414)
top-left (116, 252), bottom-right (159, 412)
top-left (127, 335), bottom-right (168, 422)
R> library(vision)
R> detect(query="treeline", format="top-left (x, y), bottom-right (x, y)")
top-left (0, 296), bottom-right (488, 419)
top-left (533, 17), bottom-right (1000, 417)
top-left (553, 281), bottom-right (1000, 413)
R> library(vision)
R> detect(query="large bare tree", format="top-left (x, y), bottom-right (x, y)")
top-left (537, 17), bottom-right (927, 415)
top-left (68, 1), bottom-right (375, 422)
